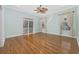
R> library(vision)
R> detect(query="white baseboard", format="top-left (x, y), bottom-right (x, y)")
top-left (60, 34), bottom-right (76, 38)
top-left (6, 32), bottom-right (77, 39)
top-left (6, 34), bottom-right (23, 38)
top-left (6, 32), bottom-right (39, 39)
top-left (46, 32), bottom-right (76, 38)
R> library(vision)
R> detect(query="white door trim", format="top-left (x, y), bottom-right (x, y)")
top-left (0, 6), bottom-right (5, 47)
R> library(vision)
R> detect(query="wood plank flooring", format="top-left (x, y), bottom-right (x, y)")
top-left (0, 32), bottom-right (79, 54)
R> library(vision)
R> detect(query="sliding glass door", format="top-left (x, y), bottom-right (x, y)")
top-left (23, 18), bottom-right (33, 35)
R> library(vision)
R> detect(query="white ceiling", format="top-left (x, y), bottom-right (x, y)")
top-left (4, 5), bottom-right (76, 16)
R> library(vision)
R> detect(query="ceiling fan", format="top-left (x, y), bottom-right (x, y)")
top-left (34, 5), bottom-right (48, 14)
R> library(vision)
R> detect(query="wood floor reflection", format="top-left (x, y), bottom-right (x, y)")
top-left (0, 32), bottom-right (79, 54)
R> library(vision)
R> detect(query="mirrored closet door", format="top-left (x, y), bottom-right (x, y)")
top-left (59, 11), bottom-right (76, 37)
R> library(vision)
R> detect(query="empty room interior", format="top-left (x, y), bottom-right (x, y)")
top-left (0, 5), bottom-right (79, 54)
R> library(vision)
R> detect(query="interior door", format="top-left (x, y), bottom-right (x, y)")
top-left (0, 6), bottom-right (5, 47)
top-left (41, 17), bottom-right (47, 33)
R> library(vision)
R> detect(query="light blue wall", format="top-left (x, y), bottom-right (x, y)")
top-left (47, 14), bottom-right (60, 35)
top-left (47, 7), bottom-right (77, 37)
top-left (33, 17), bottom-right (41, 33)
top-left (4, 7), bottom-right (40, 38)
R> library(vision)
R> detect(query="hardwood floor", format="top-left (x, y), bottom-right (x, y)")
top-left (0, 32), bottom-right (79, 54)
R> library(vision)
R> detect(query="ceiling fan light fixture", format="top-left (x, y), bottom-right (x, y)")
top-left (34, 5), bottom-right (48, 14)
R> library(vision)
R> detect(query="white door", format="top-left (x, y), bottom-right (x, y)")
top-left (0, 6), bottom-right (5, 47)
top-left (40, 17), bottom-right (47, 33)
